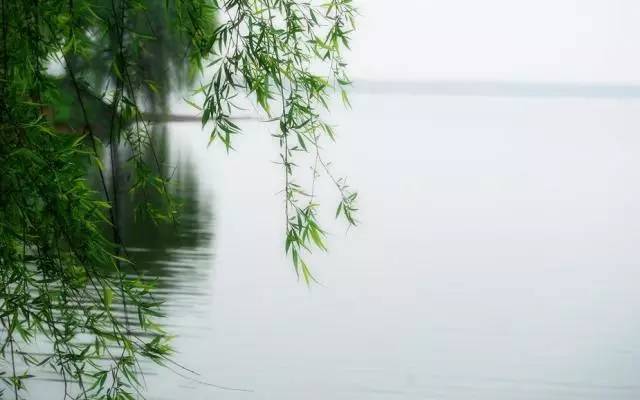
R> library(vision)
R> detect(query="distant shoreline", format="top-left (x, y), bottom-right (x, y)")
top-left (351, 80), bottom-right (640, 99)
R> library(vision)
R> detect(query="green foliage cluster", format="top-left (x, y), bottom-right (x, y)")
top-left (199, 0), bottom-right (358, 282)
top-left (0, 0), bottom-right (356, 398)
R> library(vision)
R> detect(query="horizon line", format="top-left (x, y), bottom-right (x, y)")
top-left (350, 79), bottom-right (640, 99)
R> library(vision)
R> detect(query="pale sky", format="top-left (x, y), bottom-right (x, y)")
top-left (348, 0), bottom-right (640, 83)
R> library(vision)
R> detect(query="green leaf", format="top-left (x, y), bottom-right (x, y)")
top-left (103, 287), bottom-right (113, 309)
top-left (309, 226), bottom-right (326, 251)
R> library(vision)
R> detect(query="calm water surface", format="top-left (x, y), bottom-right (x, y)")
top-left (75, 93), bottom-right (640, 399)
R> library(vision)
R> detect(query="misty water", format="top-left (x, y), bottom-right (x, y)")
top-left (35, 90), bottom-right (640, 399)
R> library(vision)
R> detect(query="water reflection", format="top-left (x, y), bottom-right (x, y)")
top-left (109, 126), bottom-right (214, 289)
top-left (97, 127), bottom-right (217, 338)
top-left (21, 123), bottom-right (217, 399)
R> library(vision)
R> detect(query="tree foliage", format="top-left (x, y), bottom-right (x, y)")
top-left (0, 0), bottom-right (355, 398)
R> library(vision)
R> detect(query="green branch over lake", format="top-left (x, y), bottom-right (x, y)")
top-left (0, 0), bottom-right (356, 398)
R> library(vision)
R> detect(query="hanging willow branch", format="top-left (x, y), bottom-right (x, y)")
top-left (197, 0), bottom-right (358, 282)
top-left (0, 0), bottom-right (356, 398)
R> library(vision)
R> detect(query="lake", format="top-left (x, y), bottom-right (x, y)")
top-left (39, 89), bottom-right (640, 399)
